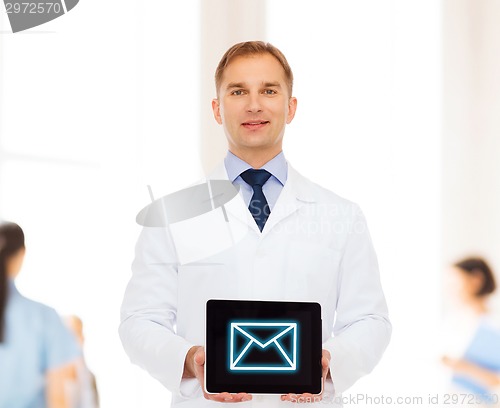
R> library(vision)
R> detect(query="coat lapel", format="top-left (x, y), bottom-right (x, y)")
top-left (261, 165), bottom-right (316, 234)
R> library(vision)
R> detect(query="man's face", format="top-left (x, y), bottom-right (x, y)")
top-left (212, 53), bottom-right (297, 159)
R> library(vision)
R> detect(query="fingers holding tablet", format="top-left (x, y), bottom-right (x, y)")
top-left (281, 349), bottom-right (331, 403)
top-left (192, 347), bottom-right (252, 402)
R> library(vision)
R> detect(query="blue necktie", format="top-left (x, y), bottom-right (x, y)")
top-left (240, 169), bottom-right (272, 232)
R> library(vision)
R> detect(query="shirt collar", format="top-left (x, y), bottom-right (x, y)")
top-left (224, 151), bottom-right (288, 186)
top-left (8, 279), bottom-right (19, 296)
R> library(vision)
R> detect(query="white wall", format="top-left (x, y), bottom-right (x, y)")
top-left (442, 0), bottom-right (500, 274)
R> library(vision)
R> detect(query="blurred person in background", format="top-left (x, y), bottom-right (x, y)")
top-left (0, 222), bottom-right (80, 408)
top-left (442, 257), bottom-right (500, 403)
top-left (65, 315), bottom-right (99, 408)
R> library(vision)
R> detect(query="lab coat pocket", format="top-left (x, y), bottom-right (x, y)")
top-left (177, 263), bottom-right (234, 345)
top-left (285, 241), bottom-right (341, 305)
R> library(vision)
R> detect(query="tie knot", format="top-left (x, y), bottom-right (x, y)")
top-left (240, 169), bottom-right (272, 188)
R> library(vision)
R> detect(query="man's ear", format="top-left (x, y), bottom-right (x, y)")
top-left (212, 98), bottom-right (223, 125)
top-left (286, 97), bottom-right (297, 124)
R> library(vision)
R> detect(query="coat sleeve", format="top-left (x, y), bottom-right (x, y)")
top-left (323, 203), bottom-right (392, 395)
top-left (118, 226), bottom-right (197, 397)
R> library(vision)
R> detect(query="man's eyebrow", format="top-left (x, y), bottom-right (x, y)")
top-left (225, 81), bottom-right (283, 89)
top-left (263, 82), bottom-right (282, 88)
top-left (226, 82), bottom-right (246, 89)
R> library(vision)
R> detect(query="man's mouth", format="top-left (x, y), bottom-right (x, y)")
top-left (241, 121), bottom-right (270, 129)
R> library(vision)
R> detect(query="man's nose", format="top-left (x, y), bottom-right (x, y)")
top-left (246, 93), bottom-right (263, 113)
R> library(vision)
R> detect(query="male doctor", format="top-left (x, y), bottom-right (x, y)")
top-left (120, 41), bottom-right (391, 407)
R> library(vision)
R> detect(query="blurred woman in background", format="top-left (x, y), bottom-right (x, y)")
top-left (442, 257), bottom-right (500, 403)
top-left (0, 221), bottom-right (80, 408)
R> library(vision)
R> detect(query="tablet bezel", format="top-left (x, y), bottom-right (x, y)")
top-left (205, 299), bottom-right (322, 395)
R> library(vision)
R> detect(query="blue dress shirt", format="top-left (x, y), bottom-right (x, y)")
top-left (224, 151), bottom-right (288, 211)
top-left (0, 280), bottom-right (80, 408)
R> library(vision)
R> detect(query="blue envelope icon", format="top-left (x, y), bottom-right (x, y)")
top-left (229, 322), bottom-right (297, 371)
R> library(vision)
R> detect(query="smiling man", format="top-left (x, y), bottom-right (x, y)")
top-left (120, 42), bottom-right (391, 407)
top-left (212, 51), bottom-right (296, 169)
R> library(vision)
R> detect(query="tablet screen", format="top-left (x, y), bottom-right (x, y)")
top-left (205, 299), bottom-right (322, 395)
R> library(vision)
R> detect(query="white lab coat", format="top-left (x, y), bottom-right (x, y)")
top-left (119, 163), bottom-right (391, 407)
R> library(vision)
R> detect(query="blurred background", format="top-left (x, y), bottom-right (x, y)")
top-left (1, 0), bottom-right (499, 406)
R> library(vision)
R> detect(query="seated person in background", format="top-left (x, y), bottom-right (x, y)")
top-left (442, 257), bottom-right (500, 400)
top-left (0, 221), bottom-right (80, 408)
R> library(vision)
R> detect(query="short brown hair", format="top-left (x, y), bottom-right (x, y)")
top-left (454, 257), bottom-right (497, 298)
top-left (215, 41), bottom-right (294, 97)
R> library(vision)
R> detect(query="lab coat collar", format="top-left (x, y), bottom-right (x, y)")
top-left (205, 162), bottom-right (317, 235)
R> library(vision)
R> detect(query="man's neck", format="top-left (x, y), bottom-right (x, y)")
top-left (229, 148), bottom-right (282, 169)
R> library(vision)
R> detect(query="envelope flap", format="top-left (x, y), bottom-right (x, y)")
top-left (234, 323), bottom-right (295, 347)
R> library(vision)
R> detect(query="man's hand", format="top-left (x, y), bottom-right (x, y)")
top-left (280, 349), bottom-right (331, 403)
top-left (184, 346), bottom-right (252, 403)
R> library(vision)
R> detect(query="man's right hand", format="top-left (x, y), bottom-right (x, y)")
top-left (184, 346), bottom-right (252, 403)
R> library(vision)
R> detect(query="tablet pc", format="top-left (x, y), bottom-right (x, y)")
top-left (205, 299), bottom-right (322, 395)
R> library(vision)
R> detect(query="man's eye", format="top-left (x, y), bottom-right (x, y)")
top-left (263, 89), bottom-right (277, 95)
top-left (231, 90), bottom-right (245, 96)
